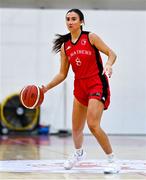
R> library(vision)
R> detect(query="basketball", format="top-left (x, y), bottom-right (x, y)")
top-left (20, 85), bottom-right (44, 109)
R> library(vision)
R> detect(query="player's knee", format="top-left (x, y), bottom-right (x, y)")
top-left (87, 120), bottom-right (100, 134)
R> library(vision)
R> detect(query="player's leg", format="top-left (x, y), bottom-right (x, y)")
top-left (87, 99), bottom-right (120, 173)
top-left (87, 99), bottom-right (112, 154)
top-left (72, 97), bottom-right (87, 149)
top-left (64, 97), bottom-right (87, 170)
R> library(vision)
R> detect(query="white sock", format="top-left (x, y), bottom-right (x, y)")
top-left (107, 152), bottom-right (115, 163)
top-left (75, 148), bottom-right (83, 156)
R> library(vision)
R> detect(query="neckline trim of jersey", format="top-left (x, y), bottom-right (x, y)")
top-left (70, 31), bottom-right (83, 45)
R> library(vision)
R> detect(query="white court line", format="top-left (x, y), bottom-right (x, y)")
top-left (0, 160), bottom-right (146, 173)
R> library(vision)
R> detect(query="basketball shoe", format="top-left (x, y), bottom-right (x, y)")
top-left (103, 153), bottom-right (121, 174)
top-left (64, 149), bottom-right (86, 170)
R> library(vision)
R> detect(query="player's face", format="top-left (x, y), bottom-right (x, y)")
top-left (66, 12), bottom-right (83, 33)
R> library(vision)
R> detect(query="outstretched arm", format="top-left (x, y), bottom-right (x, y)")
top-left (42, 44), bottom-right (70, 93)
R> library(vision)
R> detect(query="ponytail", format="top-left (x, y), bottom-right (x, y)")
top-left (52, 33), bottom-right (71, 53)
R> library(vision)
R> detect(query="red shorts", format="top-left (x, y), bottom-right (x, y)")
top-left (74, 74), bottom-right (110, 110)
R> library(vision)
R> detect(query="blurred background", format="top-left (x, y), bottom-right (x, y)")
top-left (0, 0), bottom-right (146, 135)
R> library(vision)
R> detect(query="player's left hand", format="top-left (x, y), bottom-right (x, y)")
top-left (102, 63), bottom-right (112, 78)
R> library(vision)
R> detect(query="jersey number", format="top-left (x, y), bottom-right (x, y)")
top-left (75, 58), bottom-right (82, 66)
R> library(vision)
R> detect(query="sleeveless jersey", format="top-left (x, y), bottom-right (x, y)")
top-left (64, 31), bottom-right (104, 79)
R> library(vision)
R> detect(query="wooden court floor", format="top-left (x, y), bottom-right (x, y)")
top-left (0, 134), bottom-right (146, 179)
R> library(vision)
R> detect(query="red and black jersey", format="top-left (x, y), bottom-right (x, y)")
top-left (64, 31), bottom-right (104, 79)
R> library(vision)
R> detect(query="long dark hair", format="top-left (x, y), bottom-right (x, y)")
top-left (52, 9), bottom-right (84, 53)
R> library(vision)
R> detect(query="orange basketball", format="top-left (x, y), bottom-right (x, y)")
top-left (20, 85), bottom-right (44, 109)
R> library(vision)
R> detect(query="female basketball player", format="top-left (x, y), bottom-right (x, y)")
top-left (42, 9), bottom-right (120, 174)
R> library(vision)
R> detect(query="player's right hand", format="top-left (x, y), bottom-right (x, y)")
top-left (41, 85), bottom-right (48, 94)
